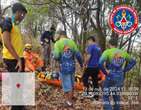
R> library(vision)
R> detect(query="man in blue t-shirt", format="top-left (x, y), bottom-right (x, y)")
top-left (82, 36), bottom-right (101, 100)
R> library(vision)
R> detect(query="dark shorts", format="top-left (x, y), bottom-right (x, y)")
top-left (3, 58), bottom-right (25, 72)
top-left (82, 67), bottom-right (99, 90)
top-left (3, 58), bottom-right (25, 110)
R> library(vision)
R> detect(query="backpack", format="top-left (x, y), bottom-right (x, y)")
top-left (0, 16), bottom-right (12, 29)
top-left (0, 17), bottom-right (4, 46)
top-left (0, 16), bottom-right (12, 46)
top-left (60, 42), bottom-right (75, 74)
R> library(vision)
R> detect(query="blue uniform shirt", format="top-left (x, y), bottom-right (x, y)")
top-left (87, 44), bottom-right (101, 68)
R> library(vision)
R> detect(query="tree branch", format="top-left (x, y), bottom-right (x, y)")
top-left (1, 5), bottom-right (11, 15)
top-left (19, 0), bottom-right (50, 6)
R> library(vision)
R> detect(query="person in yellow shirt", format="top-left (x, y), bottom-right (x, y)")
top-left (0, 3), bottom-right (27, 110)
top-left (1, 3), bottom-right (27, 72)
top-left (23, 44), bottom-right (44, 72)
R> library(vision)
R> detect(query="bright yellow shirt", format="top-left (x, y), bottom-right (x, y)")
top-left (1, 24), bottom-right (24, 59)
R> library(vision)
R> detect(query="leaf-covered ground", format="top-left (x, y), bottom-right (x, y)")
top-left (0, 80), bottom-right (141, 110)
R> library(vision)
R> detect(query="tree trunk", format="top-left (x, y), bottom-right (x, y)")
top-left (0, 0), bottom-right (1, 16)
top-left (96, 0), bottom-right (106, 51)
top-left (127, 34), bottom-right (132, 53)
top-left (97, 29), bottom-right (106, 51)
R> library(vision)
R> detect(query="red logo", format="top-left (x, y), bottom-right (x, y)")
top-left (109, 5), bottom-right (138, 34)
top-left (16, 83), bottom-right (21, 88)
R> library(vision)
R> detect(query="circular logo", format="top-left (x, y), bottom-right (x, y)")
top-left (109, 5), bottom-right (138, 34)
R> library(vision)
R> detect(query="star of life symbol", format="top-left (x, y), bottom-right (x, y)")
top-left (109, 5), bottom-right (138, 34)
top-left (115, 10), bottom-right (133, 30)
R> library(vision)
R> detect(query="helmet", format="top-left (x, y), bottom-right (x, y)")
top-left (25, 43), bottom-right (32, 49)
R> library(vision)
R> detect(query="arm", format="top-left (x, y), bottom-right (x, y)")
top-left (84, 54), bottom-right (90, 67)
top-left (123, 52), bottom-right (136, 73)
top-left (53, 41), bottom-right (60, 60)
top-left (50, 33), bottom-right (56, 43)
top-left (25, 59), bottom-right (35, 71)
top-left (72, 40), bottom-right (83, 67)
top-left (2, 19), bottom-right (22, 71)
top-left (124, 59), bottom-right (136, 73)
top-left (98, 51), bottom-right (109, 75)
top-left (51, 37), bottom-right (56, 43)
top-left (84, 46), bottom-right (91, 67)
top-left (75, 51), bottom-right (83, 67)
top-left (40, 31), bottom-right (47, 44)
top-left (0, 31), bottom-right (2, 46)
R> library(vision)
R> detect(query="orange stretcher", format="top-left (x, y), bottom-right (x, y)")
top-left (39, 78), bottom-right (84, 90)
top-left (37, 70), bottom-right (105, 91)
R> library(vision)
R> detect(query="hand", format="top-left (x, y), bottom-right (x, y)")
top-left (15, 58), bottom-right (22, 72)
top-left (83, 63), bottom-right (87, 68)
top-left (45, 38), bottom-right (49, 42)
top-left (32, 58), bottom-right (37, 64)
top-left (40, 42), bottom-right (43, 45)
top-left (98, 80), bottom-right (103, 84)
top-left (106, 69), bottom-right (110, 75)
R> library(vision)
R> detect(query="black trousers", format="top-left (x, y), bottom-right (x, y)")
top-left (3, 58), bottom-right (25, 110)
top-left (82, 67), bottom-right (99, 93)
top-left (3, 58), bottom-right (25, 72)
